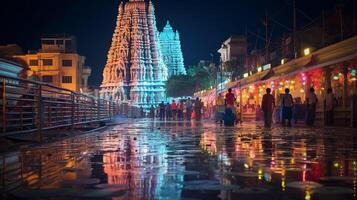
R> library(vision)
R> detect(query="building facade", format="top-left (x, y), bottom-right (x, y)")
top-left (15, 36), bottom-right (91, 92)
top-left (159, 21), bottom-right (186, 76)
top-left (197, 36), bottom-right (357, 126)
top-left (218, 36), bottom-right (247, 64)
top-left (100, 0), bottom-right (168, 109)
top-left (218, 36), bottom-right (247, 80)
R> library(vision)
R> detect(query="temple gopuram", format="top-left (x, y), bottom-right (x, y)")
top-left (100, 0), bottom-right (168, 108)
top-left (160, 21), bottom-right (186, 76)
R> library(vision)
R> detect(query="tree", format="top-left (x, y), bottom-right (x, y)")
top-left (166, 65), bottom-right (214, 97)
top-left (223, 60), bottom-right (236, 72)
top-left (223, 60), bottom-right (243, 81)
top-left (166, 75), bottom-right (196, 97)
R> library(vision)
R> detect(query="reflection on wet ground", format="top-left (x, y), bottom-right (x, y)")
top-left (3, 120), bottom-right (357, 200)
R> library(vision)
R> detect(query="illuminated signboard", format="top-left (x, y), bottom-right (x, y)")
top-left (262, 64), bottom-right (271, 71)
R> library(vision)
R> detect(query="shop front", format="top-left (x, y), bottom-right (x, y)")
top-left (236, 59), bottom-right (356, 125)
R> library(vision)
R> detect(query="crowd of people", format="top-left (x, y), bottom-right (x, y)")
top-left (261, 87), bottom-right (336, 128)
top-left (143, 86), bottom-right (338, 128)
top-left (148, 98), bottom-right (205, 121)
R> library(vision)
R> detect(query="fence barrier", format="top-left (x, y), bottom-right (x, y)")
top-left (0, 74), bottom-right (120, 140)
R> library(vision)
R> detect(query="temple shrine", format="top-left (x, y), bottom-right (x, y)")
top-left (100, 0), bottom-right (168, 108)
top-left (160, 21), bottom-right (186, 76)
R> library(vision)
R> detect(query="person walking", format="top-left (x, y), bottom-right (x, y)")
top-left (306, 87), bottom-right (318, 126)
top-left (235, 101), bottom-right (242, 124)
top-left (149, 105), bottom-right (155, 119)
top-left (324, 88), bottom-right (336, 126)
top-left (166, 102), bottom-right (172, 120)
top-left (223, 108), bottom-right (236, 126)
top-left (171, 100), bottom-right (177, 120)
top-left (185, 98), bottom-right (192, 120)
top-left (225, 88), bottom-right (236, 112)
top-left (261, 88), bottom-right (275, 128)
top-left (194, 97), bottom-right (202, 120)
top-left (159, 101), bottom-right (165, 120)
top-left (215, 93), bottom-right (225, 124)
top-left (178, 100), bottom-right (184, 120)
top-left (281, 88), bottom-right (294, 127)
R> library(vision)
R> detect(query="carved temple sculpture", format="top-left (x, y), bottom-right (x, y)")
top-left (100, 0), bottom-right (169, 109)
top-left (160, 21), bottom-right (186, 76)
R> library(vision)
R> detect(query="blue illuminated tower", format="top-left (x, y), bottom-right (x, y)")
top-left (159, 21), bottom-right (186, 77)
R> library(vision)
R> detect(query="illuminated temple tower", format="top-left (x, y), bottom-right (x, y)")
top-left (159, 21), bottom-right (186, 76)
top-left (100, 0), bottom-right (168, 108)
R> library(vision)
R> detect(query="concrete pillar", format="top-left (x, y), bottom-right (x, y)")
top-left (323, 67), bottom-right (332, 91)
top-left (322, 67), bottom-right (331, 124)
top-left (84, 77), bottom-right (88, 88)
top-left (304, 72), bottom-right (312, 101)
top-left (342, 65), bottom-right (348, 109)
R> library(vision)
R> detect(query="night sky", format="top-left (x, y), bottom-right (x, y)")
top-left (0, 0), bottom-right (338, 87)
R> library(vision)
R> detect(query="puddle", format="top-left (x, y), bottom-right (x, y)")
top-left (3, 120), bottom-right (357, 200)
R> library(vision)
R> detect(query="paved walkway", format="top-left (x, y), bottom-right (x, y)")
top-left (4, 119), bottom-right (357, 200)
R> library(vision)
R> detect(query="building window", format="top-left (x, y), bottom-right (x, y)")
top-left (62, 59), bottom-right (72, 67)
top-left (42, 39), bottom-right (55, 45)
top-left (65, 40), bottom-right (72, 46)
top-left (42, 75), bottom-right (53, 83)
top-left (62, 76), bottom-right (72, 83)
top-left (29, 59), bottom-right (38, 66)
top-left (42, 59), bottom-right (53, 66)
top-left (56, 40), bottom-right (64, 45)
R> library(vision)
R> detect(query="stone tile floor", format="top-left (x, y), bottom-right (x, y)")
top-left (4, 120), bottom-right (357, 200)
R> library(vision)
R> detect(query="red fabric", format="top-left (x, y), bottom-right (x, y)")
top-left (225, 93), bottom-right (235, 106)
top-left (171, 102), bottom-right (177, 110)
top-left (179, 103), bottom-right (184, 110)
top-left (262, 94), bottom-right (275, 112)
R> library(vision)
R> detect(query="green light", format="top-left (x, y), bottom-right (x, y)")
top-left (351, 69), bottom-right (356, 76)
top-left (333, 75), bottom-right (339, 80)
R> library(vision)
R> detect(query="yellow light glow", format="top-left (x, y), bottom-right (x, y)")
top-left (243, 73), bottom-right (249, 78)
top-left (281, 177), bottom-right (286, 191)
top-left (305, 191), bottom-right (311, 200)
top-left (281, 58), bottom-right (285, 65)
top-left (244, 163), bottom-right (249, 169)
top-left (257, 67), bottom-right (262, 72)
top-left (304, 48), bottom-right (311, 56)
top-left (258, 169), bottom-right (263, 180)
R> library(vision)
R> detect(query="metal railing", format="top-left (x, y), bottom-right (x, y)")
top-left (0, 74), bottom-right (120, 140)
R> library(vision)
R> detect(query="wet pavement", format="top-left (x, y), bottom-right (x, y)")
top-left (3, 119), bottom-right (357, 200)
